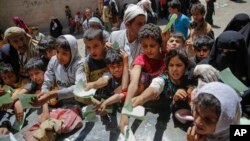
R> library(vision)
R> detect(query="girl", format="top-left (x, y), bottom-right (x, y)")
top-left (187, 82), bottom-right (241, 141)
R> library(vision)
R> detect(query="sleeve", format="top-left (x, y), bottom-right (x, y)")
top-left (57, 61), bottom-right (86, 100)
top-left (133, 54), bottom-right (145, 66)
top-left (24, 83), bottom-right (33, 92)
top-left (149, 76), bottom-right (165, 96)
top-left (41, 57), bottom-right (56, 92)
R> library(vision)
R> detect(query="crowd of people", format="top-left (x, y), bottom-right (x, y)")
top-left (0, 0), bottom-right (250, 141)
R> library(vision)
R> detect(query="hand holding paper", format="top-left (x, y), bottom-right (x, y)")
top-left (122, 100), bottom-right (145, 120)
top-left (17, 94), bottom-right (40, 109)
top-left (74, 79), bottom-right (96, 98)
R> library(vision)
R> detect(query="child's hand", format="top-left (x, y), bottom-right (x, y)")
top-left (120, 49), bottom-right (128, 66)
top-left (187, 126), bottom-right (205, 141)
top-left (105, 42), bottom-right (112, 48)
top-left (119, 114), bottom-right (129, 134)
top-left (185, 39), bottom-right (193, 48)
top-left (0, 87), bottom-right (4, 96)
top-left (97, 102), bottom-right (108, 116)
top-left (84, 83), bottom-right (93, 91)
top-left (173, 89), bottom-right (188, 103)
top-left (131, 96), bottom-right (144, 107)
top-left (0, 127), bottom-right (9, 135)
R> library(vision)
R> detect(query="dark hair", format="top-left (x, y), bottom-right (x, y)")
top-left (0, 62), bottom-right (14, 73)
top-left (38, 35), bottom-right (56, 51)
top-left (191, 3), bottom-right (206, 15)
top-left (193, 35), bottom-right (214, 50)
top-left (24, 57), bottom-right (46, 72)
top-left (55, 36), bottom-right (71, 52)
top-left (168, 0), bottom-right (181, 11)
top-left (166, 48), bottom-right (189, 68)
top-left (83, 29), bottom-right (103, 41)
top-left (138, 23), bottom-right (162, 45)
top-left (105, 48), bottom-right (122, 65)
top-left (169, 32), bottom-right (186, 43)
top-left (193, 93), bottom-right (221, 118)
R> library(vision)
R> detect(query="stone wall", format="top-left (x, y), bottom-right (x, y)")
top-left (0, 0), bottom-right (98, 34)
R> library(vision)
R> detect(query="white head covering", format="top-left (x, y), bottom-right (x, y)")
top-left (89, 17), bottom-right (104, 29)
top-left (196, 82), bottom-right (242, 141)
top-left (123, 4), bottom-right (146, 23)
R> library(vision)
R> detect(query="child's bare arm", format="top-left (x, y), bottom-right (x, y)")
top-left (85, 76), bottom-right (110, 91)
top-left (120, 49), bottom-right (129, 92)
top-left (99, 93), bottom-right (124, 112)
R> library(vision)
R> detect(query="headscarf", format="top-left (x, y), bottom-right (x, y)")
top-left (195, 82), bottom-right (242, 141)
top-left (4, 26), bottom-right (26, 42)
top-left (89, 17), bottom-right (104, 29)
top-left (12, 16), bottom-right (29, 33)
top-left (224, 13), bottom-right (250, 32)
top-left (208, 31), bottom-right (250, 86)
top-left (123, 4), bottom-right (146, 23)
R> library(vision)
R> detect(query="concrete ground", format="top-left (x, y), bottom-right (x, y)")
top-left (1, 0), bottom-right (249, 141)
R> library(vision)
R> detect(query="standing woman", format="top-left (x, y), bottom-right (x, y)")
top-left (49, 17), bottom-right (63, 38)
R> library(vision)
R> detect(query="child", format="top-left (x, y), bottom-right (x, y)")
top-left (121, 48), bottom-right (196, 133)
top-left (186, 3), bottom-right (214, 57)
top-left (37, 35), bottom-right (56, 66)
top-left (166, 32), bottom-right (185, 53)
top-left (31, 35), bottom-right (85, 121)
top-left (84, 48), bottom-right (129, 112)
top-left (187, 82), bottom-right (241, 141)
top-left (30, 26), bottom-right (45, 41)
top-left (83, 29), bottom-right (107, 83)
top-left (119, 23), bottom-right (166, 133)
top-left (192, 35), bottom-right (214, 64)
top-left (168, 0), bottom-right (191, 39)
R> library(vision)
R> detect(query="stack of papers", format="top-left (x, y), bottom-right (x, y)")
top-left (17, 94), bottom-right (40, 109)
top-left (73, 79), bottom-right (96, 103)
top-left (121, 101), bottom-right (145, 120)
top-left (81, 105), bottom-right (98, 122)
top-left (124, 125), bottom-right (136, 141)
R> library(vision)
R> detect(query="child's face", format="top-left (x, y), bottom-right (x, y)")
top-left (166, 37), bottom-right (184, 52)
top-left (107, 62), bottom-right (124, 79)
top-left (195, 47), bottom-right (211, 60)
top-left (32, 29), bottom-right (39, 35)
top-left (28, 68), bottom-right (45, 85)
top-left (193, 106), bottom-right (218, 135)
top-left (192, 12), bottom-right (204, 23)
top-left (85, 9), bottom-right (92, 19)
top-left (84, 39), bottom-right (105, 60)
top-left (45, 49), bottom-right (56, 60)
top-left (0, 72), bottom-right (17, 86)
top-left (141, 37), bottom-right (161, 59)
top-left (126, 15), bottom-right (146, 39)
top-left (168, 56), bottom-right (186, 83)
top-left (56, 47), bottom-right (71, 66)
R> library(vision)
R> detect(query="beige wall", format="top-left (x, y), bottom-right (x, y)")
top-left (0, 0), bottom-right (98, 34)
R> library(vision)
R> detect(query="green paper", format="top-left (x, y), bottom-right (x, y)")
top-left (163, 14), bottom-right (177, 33)
top-left (124, 125), bottom-right (136, 141)
top-left (113, 41), bottom-right (120, 49)
top-left (74, 79), bottom-right (96, 98)
top-left (0, 135), bottom-right (9, 141)
top-left (17, 94), bottom-right (40, 109)
top-left (81, 105), bottom-right (98, 122)
top-left (124, 100), bottom-right (133, 112)
top-left (0, 93), bottom-right (13, 107)
top-left (240, 117), bottom-right (250, 125)
top-left (219, 68), bottom-right (248, 95)
top-left (3, 85), bottom-right (14, 94)
top-left (122, 105), bottom-right (145, 120)
top-left (12, 111), bottom-right (26, 131)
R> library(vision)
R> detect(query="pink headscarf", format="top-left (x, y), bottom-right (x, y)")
top-left (12, 16), bottom-right (29, 33)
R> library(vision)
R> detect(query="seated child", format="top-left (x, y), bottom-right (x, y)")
top-left (187, 82), bottom-right (241, 141)
top-left (37, 35), bottom-right (56, 66)
top-left (30, 35), bottom-right (85, 122)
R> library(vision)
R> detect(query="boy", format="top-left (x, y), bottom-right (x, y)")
top-left (31, 35), bottom-right (85, 121)
top-left (37, 35), bottom-right (56, 65)
top-left (166, 32), bottom-right (185, 53)
top-left (192, 35), bottom-right (214, 64)
top-left (84, 48), bottom-right (129, 112)
top-left (168, 0), bottom-right (191, 39)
